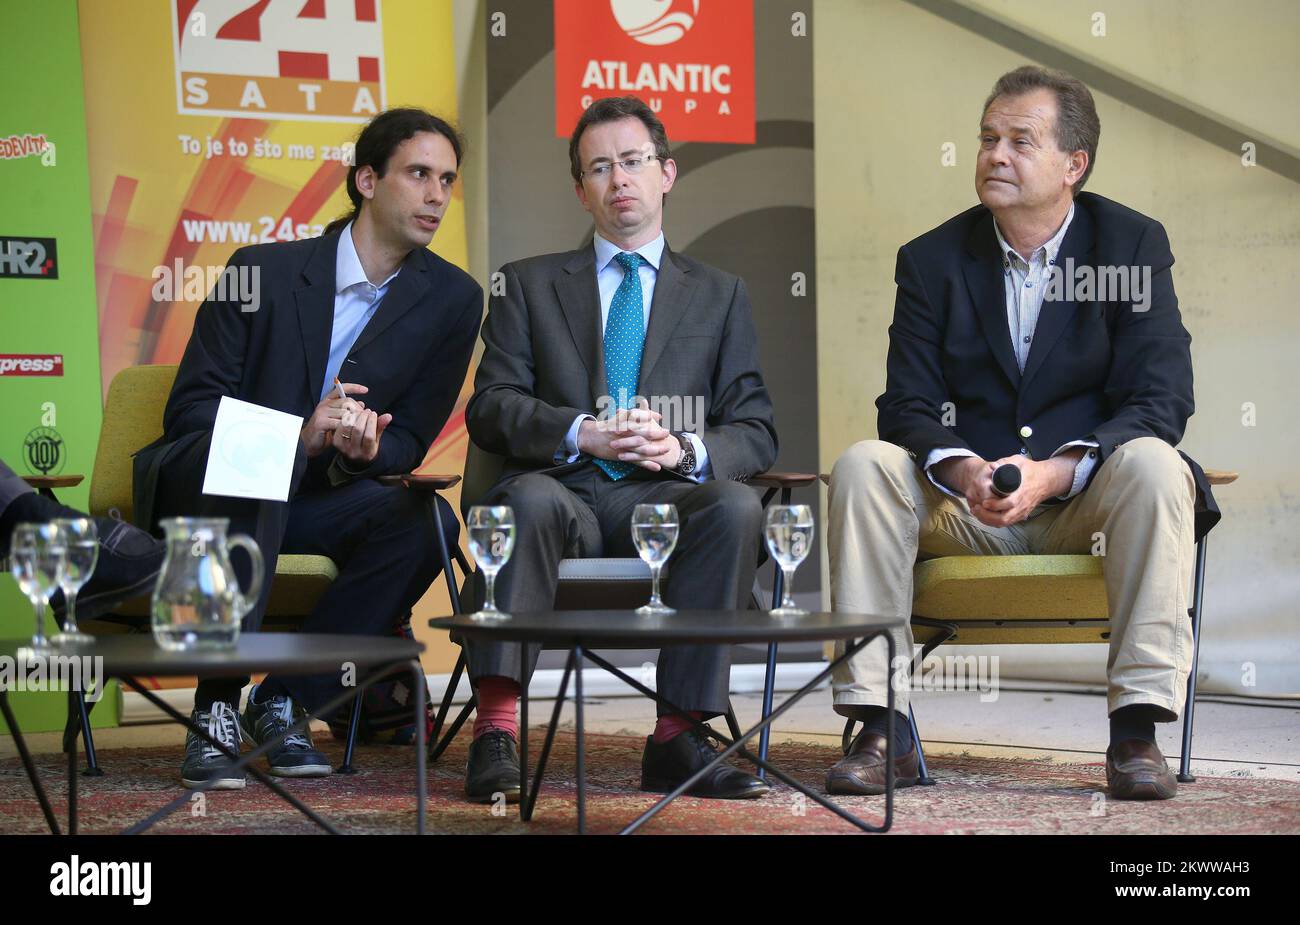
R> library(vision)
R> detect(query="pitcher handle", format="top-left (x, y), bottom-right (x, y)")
top-left (227, 533), bottom-right (265, 618)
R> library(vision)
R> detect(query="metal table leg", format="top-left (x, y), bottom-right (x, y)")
top-left (0, 689), bottom-right (60, 834)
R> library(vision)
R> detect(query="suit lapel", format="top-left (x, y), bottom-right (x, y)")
top-left (348, 248), bottom-right (432, 356)
top-left (962, 211), bottom-right (1021, 389)
top-left (554, 248), bottom-right (606, 405)
top-left (638, 244), bottom-right (695, 386)
top-left (1020, 204), bottom-right (1095, 389)
top-left (294, 234), bottom-right (339, 402)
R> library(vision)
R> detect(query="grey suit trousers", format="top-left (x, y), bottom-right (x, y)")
top-left (465, 464), bottom-right (763, 718)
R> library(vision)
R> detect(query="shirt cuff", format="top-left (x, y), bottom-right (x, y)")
top-left (924, 447), bottom-right (977, 500)
top-left (683, 432), bottom-right (712, 482)
top-left (1052, 440), bottom-right (1100, 499)
top-left (557, 413), bottom-right (594, 464)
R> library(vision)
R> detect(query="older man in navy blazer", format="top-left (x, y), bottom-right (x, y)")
top-left (825, 67), bottom-right (1218, 802)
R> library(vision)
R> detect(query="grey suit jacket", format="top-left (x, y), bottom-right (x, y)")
top-left (466, 242), bottom-right (777, 489)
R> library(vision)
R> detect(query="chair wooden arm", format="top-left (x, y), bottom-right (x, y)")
top-left (376, 473), bottom-right (462, 492)
top-left (749, 471), bottom-right (819, 489)
top-left (22, 474), bottom-right (84, 500)
top-left (1205, 470), bottom-right (1238, 486)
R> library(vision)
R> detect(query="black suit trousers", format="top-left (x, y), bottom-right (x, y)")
top-left (151, 431), bottom-right (456, 714)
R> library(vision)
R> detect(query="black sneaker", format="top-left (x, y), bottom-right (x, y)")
top-left (181, 701), bottom-right (247, 790)
top-left (242, 692), bottom-right (331, 777)
top-left (465, 730), bottom-right (521, 803)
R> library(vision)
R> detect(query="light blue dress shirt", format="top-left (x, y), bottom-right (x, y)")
top-left (319, 222), bottom-right (400, 401)
top-left (558, 231), bottom-right (712, 481)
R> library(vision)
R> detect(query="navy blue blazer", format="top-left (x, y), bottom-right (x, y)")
top-left (134, 230), bottom-right (482, 526)
top-left (876, 191), bottom-right (1219, 539)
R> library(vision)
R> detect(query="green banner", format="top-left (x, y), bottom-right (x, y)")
top-left (0, 0), bottom-right (117, 730)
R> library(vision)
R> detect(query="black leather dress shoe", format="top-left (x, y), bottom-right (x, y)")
top-left (825, 730), bottom-right (919, 796)
top-left (640, 726), bottom-right (769, 800)
top-left (1107, 738), bottom-right (1177, 800)
top-left (465, 730), bottom-right (521, 803)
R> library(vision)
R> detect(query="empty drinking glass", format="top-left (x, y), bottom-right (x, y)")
top-left (631, 503), bottom-right (678, 616)
top-left (467, 505), bottom-right (515, 620)
top-left (764, 504), bottom-right (815, 616)
top-left (9, 522), bottom-right (66, 658)
top-left (51, 517), bottom-right (97, 645)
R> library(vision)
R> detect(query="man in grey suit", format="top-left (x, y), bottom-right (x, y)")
top-left (462, 96), bottom-right (778, 803)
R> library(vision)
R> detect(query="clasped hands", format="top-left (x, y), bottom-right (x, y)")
top-left (577, 402), bottom-right (681, 472)
top-left (935, 450), bottom-right (1083, 528)
top-left (300, 382), bottom-right (392, 464)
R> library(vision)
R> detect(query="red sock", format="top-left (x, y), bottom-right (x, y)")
top-left (653, 712), bottom-right (704, 744)
top-left (472, 676), bottom-right (520, 740)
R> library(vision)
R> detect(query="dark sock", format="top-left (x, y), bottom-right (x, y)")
top-left (855, 706), bottom-right (913, 752)
top-left (194, 680), bottom-right (246, 712)
top-left (1109, 704), bottom-right (1160, 747)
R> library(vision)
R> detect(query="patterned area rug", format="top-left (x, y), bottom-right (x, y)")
top-left (2, 729), bottom-right (1296, 834)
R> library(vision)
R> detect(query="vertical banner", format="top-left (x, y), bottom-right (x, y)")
top-left (0, 0), bottom-right (113, 726)
top-left (0, 0), bottom-right (103, 513)
top-left (487, 2), bottom-right (818, 620)
top-left (78, 0), bottom-right (471, 475)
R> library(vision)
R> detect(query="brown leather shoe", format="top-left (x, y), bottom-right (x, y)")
top-left (1106, 738), bottom-right (1177, 800)
top-left (826, 730), bottom-right (920, 795)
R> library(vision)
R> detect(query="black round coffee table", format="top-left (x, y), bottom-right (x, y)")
top-left (0, 633), bottom-right (426, 835)
top-left (429, 609), bottom-right (903, 834)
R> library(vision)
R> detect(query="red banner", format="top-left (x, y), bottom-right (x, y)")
top-left (554, 0), bottom-right (754, 144)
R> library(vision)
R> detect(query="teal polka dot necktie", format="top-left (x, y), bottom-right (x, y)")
top-left (595, 251), bottom-right (646, 480)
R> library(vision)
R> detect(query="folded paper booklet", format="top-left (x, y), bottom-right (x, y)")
top-left (201, 396), bottom-right (303, 502)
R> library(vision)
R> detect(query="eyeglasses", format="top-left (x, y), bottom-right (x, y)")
top-left (580, 154), bottom-right (660, 181)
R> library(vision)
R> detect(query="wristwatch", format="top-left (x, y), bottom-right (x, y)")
top-left (673, 432), bottom-right (697, 475)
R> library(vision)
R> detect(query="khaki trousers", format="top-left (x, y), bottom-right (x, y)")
top-left (828, 437), bottom-right (1195, 719)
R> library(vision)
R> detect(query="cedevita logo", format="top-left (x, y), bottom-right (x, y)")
top-left (611, 0), bottom-right (699, 46)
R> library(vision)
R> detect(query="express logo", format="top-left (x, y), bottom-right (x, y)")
top-left (23, 427), bottom-right (65, 476)
top-left (0, 237), bottom-right (58, 279)
top-left (0, 355), bottom-right (64, 377)
top-left (172, 0), bottom-right (387, 123)
top-left (611, 0), bottom-right (699, 46)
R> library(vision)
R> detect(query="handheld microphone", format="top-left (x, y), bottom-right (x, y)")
top-left (991, 463), bottom-right (1022, 497)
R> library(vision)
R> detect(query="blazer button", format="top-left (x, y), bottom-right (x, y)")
top-left (1019, 425), bottom-right (1033, 439)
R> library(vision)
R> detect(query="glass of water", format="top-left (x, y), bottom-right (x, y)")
top-left (632, 503), bottom-right (679, 616)
top-left (467, 505), bottom-right (515, 620)
top-left (51, 518), bottom-right (97, 645)
top-left (9, 522), bottom-right (66, 657)
top-left (765, 504), bottom-right (815, 616)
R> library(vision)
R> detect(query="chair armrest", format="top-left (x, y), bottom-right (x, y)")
top-left (1205, 469), bottom-right (1238, 486)
top-left (22, 474), bottom-right (84, 500)
top-left (22, 475), bottom-right (84, 490)
top-left (376, 473), bottom-right (462, 492)
top-left (749, 471), bottom-right (819, 489)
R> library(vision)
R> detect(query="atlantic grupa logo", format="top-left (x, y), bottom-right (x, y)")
top-left (611, 0), bottom-right (700, 46)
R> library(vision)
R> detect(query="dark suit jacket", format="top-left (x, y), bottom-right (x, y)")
top-left (466, 242), bottom-right (777, 490)
top-left (877, 191), bottom-right (1219, 539)
top-left (134, 230), bottom-right (482, 528)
